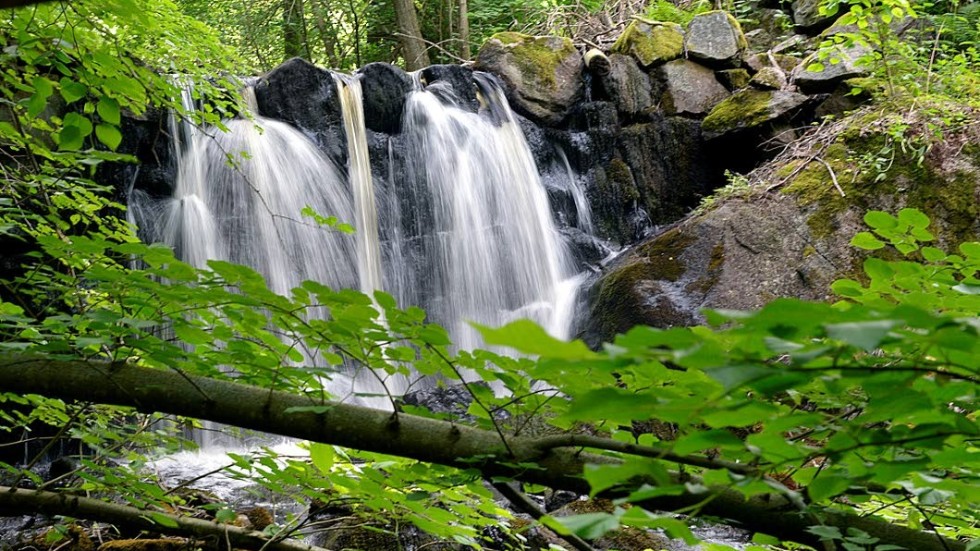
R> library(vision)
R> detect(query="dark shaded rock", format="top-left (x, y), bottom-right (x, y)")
top-left (618, 115), bottom-right (721, 223)
top-left (792, 0), bottom-right (836, 31)
top-left (792, 45), bottom-right (870, 93)
top-left (610, 19), bottom-right (684, 67)
top-left (584, 48), bottom-right (611, 76)
top-left (421, 64), bottom-right (479, 112)
top-left (253, 57), bottom-right (342, 130)
top-left (357, 62), bottom-right (413, 133)
top-left (814, 78), bottom-right (873, 119)
top-left (601, 54), bottom-right (653, 117)
top-left (742, 9), bottom-right (796, 51)
top-left (717, 68), bottom-right (751, 90)
top-left (566, 101), bottom-right (619, 132)
top-left (475, 32), bottom-right (583, 125)
top-left (654, 59), bottom-right (730, 116)
top-left (701, 89), bottom-right (810, 140)
top-left (685, 11), bottom-right (748, 67)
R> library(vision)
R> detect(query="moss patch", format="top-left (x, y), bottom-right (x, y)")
top-left (702, 90), bottom-right (777, 135)
top-left (611, 20), bottom-right (684, 67)
top-left (635, 227), bottom-right (697, 281)
top-left (488, 32), bottom-right (576, 87)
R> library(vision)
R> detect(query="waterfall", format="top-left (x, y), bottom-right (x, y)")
top-left (399, 73), bottom-right (578, 350)
top-left (334, 74), bottom-right (385, 298)
top-left (135, 70), bottom-right (591, 418)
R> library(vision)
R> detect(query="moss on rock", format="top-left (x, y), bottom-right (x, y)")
top-left (611, 19), bottom-right (684, 67)
top-left (702, 89), bottom-right (808, 139)
top-left (488, 32), bottom-right (576, 87)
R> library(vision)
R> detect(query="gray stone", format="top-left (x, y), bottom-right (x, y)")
top-left (603, 54), bottom-right (653, 116)
top-left (750, 66), bottom-right (787, 90)
top-left (475, 32), bottom-right (583, 125)
top-left (744, 52), bottom-right (802, 73)
top-left (717, 68), bottom-right (751, 90)
top-left (792, 45), bottom-right (870, 93)
top-left (655, 59), bottom-right (730, 116)
top-left (685, 11), bottom-right (748, 67)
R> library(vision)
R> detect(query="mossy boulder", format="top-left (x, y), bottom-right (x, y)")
top-left (585, 102), bottom-right (980, 345)
top-left (475, 32), bottom-right (583, 125)
top-left (610, 19), bottom-right (684, 67)
top-left (684, 11), bottom-right (748, 67)
top-left (701, 89), bottom-right (809, 140)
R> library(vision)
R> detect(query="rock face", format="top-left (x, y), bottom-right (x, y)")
top-left (356, 62), bottom-right (414, 134)
top-left (583, 105), bottom-right (980, 345)
top-left (610, 19), bottom-right (684, 67)
top-left (701, 89), bottom-right (810, 140)
top-left (254, 57), bottom-right (341, 131)
top-left (475, 32), bottom-right (583, 125)
top-left (685, 11), bottom-right (748, 66)
top-left (655, 59), bottom-right (730, 115)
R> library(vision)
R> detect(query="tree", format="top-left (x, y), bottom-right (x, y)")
top-left (393, 0), bottom-right (430, 69)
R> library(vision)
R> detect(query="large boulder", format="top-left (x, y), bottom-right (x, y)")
top-left (356, 62), bottom-right (414, 134)
top-left (475, 33), bottom-right (583, 125)
top-left (421, 64), bottom-right (480, 112)
top-left (684, 11), bottom-right (748, 67)
top-left (701, 89), bottom-right (810, 140)
top-left (654, 59), bottom-right (731, 116)
top-left (253, 57), bottom-right (342, 130)
top-left (610, 19), bottom-right (684, 67)
top-left (601, 54), bottom-right (653, 116)
top-left (584, 103), bottom-right (980, 345)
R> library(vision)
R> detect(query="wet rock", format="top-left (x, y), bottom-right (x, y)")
top-left (357, 62), bottom-right (413, 133)
top-left (610, 19), bottom-right (684, 67)
top-left (792, 0), bottom-right (836, 31)
top-left (654, 59), bottom-right (730, 116)
top-left (750, 66), bottom-right (787, 90)
top-left (618, 115), bottom-right (719, 223)
top-left (701, 89), bottom-right (810, 140)
top-left (475, 33), bottom-right (583, 125)
top-left (253, 57), bottom-right (342, 130)
top-left (421, 64), bottom-right (479, 112)
top-left (601, 54), bottom-right (653, 117)
top-left (684, 11), bottom-right (748, 67)
top-left (792, 45), bottom-right (870, 93)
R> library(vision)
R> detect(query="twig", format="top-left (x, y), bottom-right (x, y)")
top-left (491, 481), bottom-right (595, 551)
top-left (814, 156), bottom-right (846, 197)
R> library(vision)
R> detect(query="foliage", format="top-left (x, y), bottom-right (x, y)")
top-left (644, 0), bottom-right (711, 26)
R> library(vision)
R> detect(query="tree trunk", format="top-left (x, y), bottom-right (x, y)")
top-left (283, 0), bottom-right (307, 61)
top-left (458, 0), bottom-right (470, 60)
top-left (0, 355), bottom-right (964, 551)
top-left (0, 486), bottom-right (326, 551)
top-left (392, 0), bottom-right (429, 70)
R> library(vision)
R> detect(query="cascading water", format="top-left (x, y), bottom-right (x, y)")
top-left (135, 70), bottom-right (591, 416)
top-left (396, 73), bottom-right (580, 350)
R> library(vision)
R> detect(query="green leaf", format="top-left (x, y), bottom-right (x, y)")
top-left (97, 96), bottom-right (121, 125)
top-left (549, 511), bottom-right (622, 539)
top-left (851, 232), bottom-right (885, 250)
top-left (57, 125), bottom-right (83, 151)
top-left (864, 210), bottom-right (898, 231)
top-left (807, 525), bottom-right (843, 541)
top-left (476, 319), bottom-right (597, 360)
top-left (310, 443), bottom-right (334, 474)
top-left (59, 78), bottom-right (87, 103)
top-left (824, 319), bottom-right (897, 351)
top-left (807, 474), bottom-right (852, 501)
top-left (145, 511), bottom-right (179, 528)
top-left (28, 76), bottom-right (54, 117)
top-left (95, 124), bottom-right (122, 150)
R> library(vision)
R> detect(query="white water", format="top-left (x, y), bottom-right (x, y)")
top-left (135, 73), bottom-right (587, 413)
top-left (400, 74), bottom-right (578, 350)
